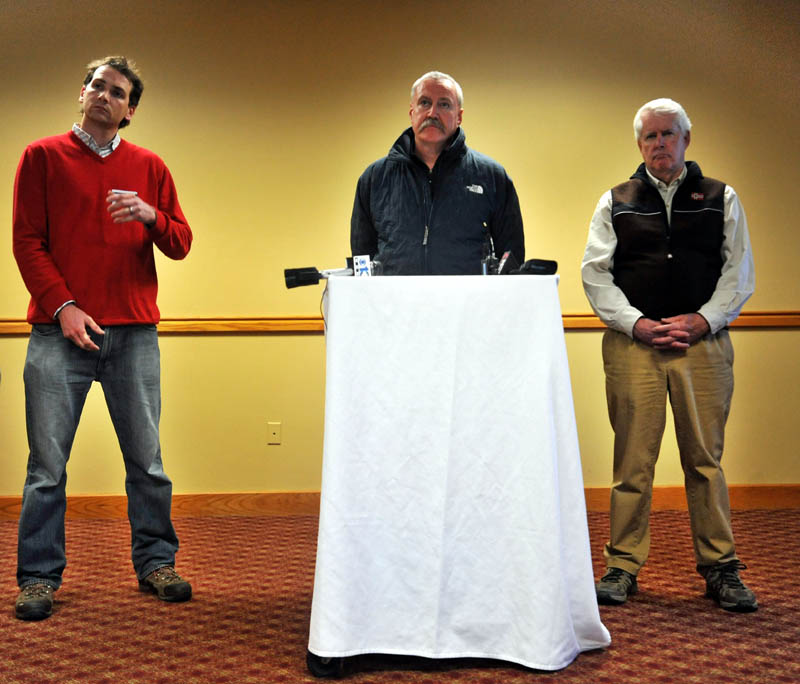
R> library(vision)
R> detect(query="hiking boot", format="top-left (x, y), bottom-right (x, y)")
top-left (596, 567), bottom-right (638, 605)
top-left (15, 583), bottom-right (54, 620)
top-left (139, 566), bottom-right (192, 602)
top-left (703, 561), bottom-right (758, 612)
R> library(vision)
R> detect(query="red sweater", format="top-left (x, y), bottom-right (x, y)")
top-left (13, 131), bottom-right (192, 324)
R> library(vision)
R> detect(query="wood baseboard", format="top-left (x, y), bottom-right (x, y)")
top-left (1, 485), bottom-right (798, 520)
top-left (584, 484), bottom-right (800, 511)
top-left (0, 492), bottom-right (321, 521)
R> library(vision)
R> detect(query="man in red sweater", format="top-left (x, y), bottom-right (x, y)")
top-left (12, 56), bottom-right (193, 620)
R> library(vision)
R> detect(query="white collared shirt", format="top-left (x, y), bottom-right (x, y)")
top-left (72, 123), bottom-right (121, 158)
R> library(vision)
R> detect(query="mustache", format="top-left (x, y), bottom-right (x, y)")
top-left (420, 118), bottom-right (445, 132)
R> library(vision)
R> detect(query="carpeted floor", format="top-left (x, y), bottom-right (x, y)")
top-left (0, 509), bottom-right (797, 683)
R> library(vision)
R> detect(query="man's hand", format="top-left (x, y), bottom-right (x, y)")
top-left (57, 304), bottom-right (104, 351)
top-left (106, 190), bottom-right (157, 226)
top-left (633, 317), bottom-right (675, 348)
top-left (633, 313), bottom-right (710, 350)
top-left (658, 313), bottom-right (710, 346)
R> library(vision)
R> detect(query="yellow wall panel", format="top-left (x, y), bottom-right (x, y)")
top-left (1, 0), bottom-right (797, 496)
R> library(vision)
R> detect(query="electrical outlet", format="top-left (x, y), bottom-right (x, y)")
top-left (267, 421), bottom-right (282, 445)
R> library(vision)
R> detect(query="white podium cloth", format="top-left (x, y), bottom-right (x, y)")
top-left (308, 275), bottom-right (610, 671)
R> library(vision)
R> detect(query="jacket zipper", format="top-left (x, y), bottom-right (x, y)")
top-left (422, 171), bottom-right (434, 272)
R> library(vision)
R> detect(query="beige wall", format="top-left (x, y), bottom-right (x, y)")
top-left (1, 0), bottom-right (798, 495)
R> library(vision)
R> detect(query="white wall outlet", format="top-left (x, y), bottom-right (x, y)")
top-left (267, 421), bottom-right (282, 445)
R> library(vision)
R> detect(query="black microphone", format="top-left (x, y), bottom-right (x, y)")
top-left (497, 250), bottom-right (520, 275)
top-left (284, 263), bottom-right (355, 288)
top-left (481, 230), bottom-right (498, 275)
top-left (284, 267), bottom-right (322, 289)
top-left (511, 259), bottom-right (558, 275)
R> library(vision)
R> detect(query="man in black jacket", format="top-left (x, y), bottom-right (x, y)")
top-left (581, 98), bottom-right (757, 612)
top-left (351, 71), bottom-right (524, 275)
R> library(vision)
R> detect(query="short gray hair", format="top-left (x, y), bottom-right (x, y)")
top-left (410, 71), bottom-right (463, 108)
top-left (633, 98), bottom-right (692, 140)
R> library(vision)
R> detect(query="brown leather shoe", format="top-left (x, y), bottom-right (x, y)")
top-left (139, 566), bottom-right (192, 602)
top-left (15, 583), bottom-right (54, 620)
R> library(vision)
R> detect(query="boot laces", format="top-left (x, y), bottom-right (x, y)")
top-left (603, 568), bottom-right (632, 584)
top-left (708, 561), bottom-right (748, 591)
top-left (22, 584), bottom-right (52, 598)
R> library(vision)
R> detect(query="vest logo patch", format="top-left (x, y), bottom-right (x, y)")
top-left (691, 192), bottom-right (705, 200)
top-left (466, 184), bottom-right (484, 194)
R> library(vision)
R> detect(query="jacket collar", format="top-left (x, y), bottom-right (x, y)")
top-left (389, 126), bottom-right (467, 168)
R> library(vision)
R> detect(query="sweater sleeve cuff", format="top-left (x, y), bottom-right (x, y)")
top-left (147, 209), bottom-right (166, 236)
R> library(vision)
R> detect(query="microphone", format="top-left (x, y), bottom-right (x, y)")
top-left (481, 231), bottom-right (498, 275)
top-left (320, 268), bottom-right (353, 278)
top-left (284, 263), bottom-right (355, 289)
top-left (497, 250), bottom-right (520, 275)
top-left (284, 267), bottom-right (322, 289)
top-left (511, 259), bottom-right (558, 275)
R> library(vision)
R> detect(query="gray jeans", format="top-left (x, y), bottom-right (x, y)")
top-left (18, 324), bottom-right (179, 588)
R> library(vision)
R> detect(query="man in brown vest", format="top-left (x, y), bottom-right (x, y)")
top-left (581, 98), bottom-right (757, 612)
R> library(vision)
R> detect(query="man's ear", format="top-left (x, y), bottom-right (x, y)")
top-left (123, 105), bottom-right (137, 125)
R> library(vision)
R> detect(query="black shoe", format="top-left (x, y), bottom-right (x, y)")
top-left (139, 566), bottom-right (192, 602)
top-left (306, 651), bottom-right (346, 678)
top-left (596, 567), bottom-right (638, 605)
top-left (703, 561), bottom-right (758, 612)
top-left (15, 583), bottom-right (54, 620)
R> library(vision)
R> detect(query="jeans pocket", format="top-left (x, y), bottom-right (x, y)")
top-left (31, 324), bottom-right (60, 337)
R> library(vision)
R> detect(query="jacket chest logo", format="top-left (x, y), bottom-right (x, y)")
top-left (466, 184), bottom-right (484, 194)
top-left (691, 192), bottom-right (705, 200)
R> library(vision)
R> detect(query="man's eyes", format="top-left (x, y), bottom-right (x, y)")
top-left (645, 130), bottom-right (676, 140)
top-left (90, 81), bottom-right (126, 99)
top-left (417, 99), bottom-right (453, 109)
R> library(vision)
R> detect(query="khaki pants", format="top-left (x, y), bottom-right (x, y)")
top-left (601, 328), bottom-right (738, 575)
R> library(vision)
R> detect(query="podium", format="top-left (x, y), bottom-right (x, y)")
top-left (308, 275), bottom-right (610, 672)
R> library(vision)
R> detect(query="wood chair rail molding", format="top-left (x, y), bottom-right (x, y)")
top-left (1, 311), bottom-right (798, 335)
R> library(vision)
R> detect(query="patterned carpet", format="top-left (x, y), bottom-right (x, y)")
top-left (0, 509), bottom-right (797, 683)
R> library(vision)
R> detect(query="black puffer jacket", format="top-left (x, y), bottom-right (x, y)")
top-left (350, 127), bottom-right (525, 275)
